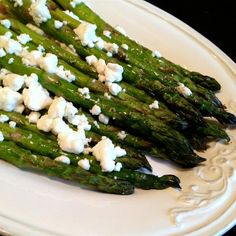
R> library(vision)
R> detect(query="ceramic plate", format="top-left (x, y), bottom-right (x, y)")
top-left (0, 0), bottom-right (236, 235)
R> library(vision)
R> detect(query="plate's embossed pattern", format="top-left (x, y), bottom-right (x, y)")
top-left (169, 100), bottom-right (236, 225)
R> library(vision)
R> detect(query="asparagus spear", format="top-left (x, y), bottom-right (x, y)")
top-left (0, 127), bottom-right (181, 190)
top-left (0, 141), bottom-right (134, 194)
top-left (53, 0), bottom-right (221, 92)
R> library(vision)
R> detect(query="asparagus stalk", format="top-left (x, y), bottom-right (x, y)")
top-left (0, 141), bottom-right (134, 194)
top-left (0, 127), bottom-right (181, 190)
top-left (53, 0), bottom-right (221, 92)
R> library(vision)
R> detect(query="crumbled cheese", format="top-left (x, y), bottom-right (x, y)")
top-left (106, 52), bottom-right (112, 57)
top-left (98, 113), bottom-right (109, 125)
top-left (114, 146), bottom-right (127, 157)
top-left (21, 50), bottom-right (43, 66)
top-left (57, 129), bottom-right (88, 154)
top-left (70, 0), bottom-right (85, 8)
top-left (104, 42), bottom-right (119, 54)
top-left (55, 155), bottom-right (70, 165)
top-left (26, 23), bottom-right (45, 35)
top-left (103, 30), bottom-right (111, 39)
top-left (78, 87), bottom-right (90, 98)
top-left (92, 137), bottom-right (125, 172)
top-left (121, 44), bottom-right (129, 50)
top-left (0, 48), bottom-right (6, 57)
top-left (12, 0), bottom-right (23, 7)
top-left (37, 44), bottom-right (45, 52)
top-left (107, 82), bottom-right (122, 96)
top-left (104, 92), bottom-right (111, 100)
top-left (69, 114), bottom-right (91, 130)
top-left (115, 25), bottom-right (127, 36)
top-left (0, 87), bottom-right (23, 111)
top-left (149, 100), bottom-right (159, 109)
top-left (38, 53), bottom-right (58, 73)
top-left (28, 111), bottom-right (41, 123)
top-left (114, 162), bottom-right (122, 172)
top-left (0, 35), bottom-right (22, 55)
top-left (74, 22), bottom-right (98, 48)
top-left (64, 102), bottom-right (78, 118)
top-left (0, 114), bottom-right (9, 123)
top-left (89, 104), bottom-right (101, 116)
top-left (93, 120), bottom-right (100, 129)
top-left (176, 83), bottom-right (192, 97)
top-left (78, 158), bottom-right (90, 170)
top-left (117, 131), bottom-right (127, 140)
top-left (95, 38), bottom-right (105, 50)
top-left (51, 118), bottom-right (71, 135)
top-left (24, 73), bottom-right (39, 87)
top-left (29, 0), bottom-right (51, 25)
top-left (63, 10), bottom-right (80, 21)
top-left (56, 65), bottom-right (76, 82)
top-left (17, 34), bottom-right (32, 45)
top-left (37, 115), bottom-right (54, 132)
top-left (0, 131), bottom-right (4, 142)
top-left (9, 121), bottom-right (16, 128)
top-left (152, 50), bottom-right (162, 58)
top-left (48, 97), bottom-right (67, 119)
top-left (22, 83), bottom-right (52, 111)
top-left (8, 58), bottom-right (14, 64)
top-left (0, 19), bottom-right (11, 29)
top-left (2, 73), bottom-right (25, 91)
top-left (54, 20), bottom-right (64, 29)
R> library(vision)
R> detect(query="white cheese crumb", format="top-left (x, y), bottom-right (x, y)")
top-left (104, 92), bottom-right (111, 100)
top-left (8, 58), bottom-right (14, 64)
top-left (57, 129), bottom-right (87, 154)
top-left (104, 63), bottom-right (123, 82)
top-left (114, 162), bottom-right (122, 172)
top-left (37, 45), bottom-right (45, 52)
top-left (63, 10), bottom-right (80, 21)
top-left (89, 104), bottom-right (101, 116)
top-left (176, 83), bottom-right (192, 97)
top-left (74, 22), bottom-right (98, 48)
top-left (70, 0), bottom-right (84, 8)
top-left (104, 42), bottom-right (119, 54)
top-left (24, 73), bottom-right (39, 87)
top-left (0, 19), bottom-right (11, 29)
top-left (21, 50), bottom-right (43, 67)
top-left (12, 0), bottom-right (23, 7)
top-left (114, 146), bottom-right (127, 157)
top-left (51, 118), bottom-right (71, 135)
top-left (103, 30), bottom-right (111, 39)
top-left (9, 121), bottom-right (16, 129)
top-left (48, 97), bottom-right (67, 119)
top-left (95, 37), bottom-right (105, 50)
top-left (0, 87), bottom-right (23, 112)
top-left (78, 87), bottom-right (90, 98)
top-left (14, 104), bottom-right (25, 113)
top-left (0, 48), bottom-right (6, 57)
top-left (106, 52), bottom-right (112, 57)
top-left (29, 0), bottom-right (51, 25)
top-left (17, 34), bottom-right (32, 45)
top-left (68, 114), bottom-right (91, 131)
top-left (38, 53), bottom-right (58, 74)
top-left (149, 100), bottom-right (159, 109)
top-left (28, 111), bottom-right (41, 123)
top-left (0, 114), bottom-right (9, 123)
top-left (115, 25), bottom-right (127, 36)
top-left (78, 158), bottom-right (90, 170)
top-left (152, 50), bottom-right (162, 58)
top-left (22, 83), bottom-right (52, 111)
top-left (26, 23), bottom-right (45, 35)
top-left (92, 137), bottom-right (125, 172)
top-left (121, 44), bottom-right (129, 50)
top-left (2, 73), bottom-right (25, 91)
top-left (117, 131), bottom-right (127, 140)
top-left (98, 113), bottom-right (109, 125)
top-left (107, 82), bottom-right (122, 96)
top-left (93, 120), bottom-right (100, 129)
top-left (64, 102), bottom-right (78, 118)
top-left (37, 115), bottom-right (53, 132)
top-left (55, 155), bottom-right (70, 165)
top-left (54, 20), bottom-right (64, 29)
top-left (0, 131), bottom-right (4, 142)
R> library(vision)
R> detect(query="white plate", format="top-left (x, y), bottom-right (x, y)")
top-left (1, 0), bottom-right (236, 235)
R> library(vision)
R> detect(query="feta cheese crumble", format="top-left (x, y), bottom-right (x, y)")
top-left (0, 131), bottom-right (4, 142)
top-left (9, 121), bottom-right (16, 129)
top-left (98, 113), bottom-right (109, 125)
top-left (0, 48), bottom-right (6, 57)
top-left (117, 131), bottom-right (127, 140)
top-left (74, 22), bottom-right (98, 48)
top-left (78, 158), bottom-right (90, 170)
top-left (0, 19), bottom-right (11, 29)
top-left (29, 0), bottom-right (51, 25)
top-left (149, 100), bottom-right (159, 109)
top-left (17, 34), bottom-right (32, 45)
top-left (70, 0), bottom-right (85, 8)
top-left (107, 82), bottom-right (122, 96)
top-left (55, 155), bottom-right (71, 165)
top-left (103, 30), bottom-right (111, 39)
top-left (63, 10), bottom-right (80, 21)
top-left (54, 20), bottom-right (64, 29)
top-left (2, 73), bottom-right (25, 91)
top-left (92, 137), bottom-right (126, 172)
top-left (152, 50), bottom-right (162, 58)
top-left (48, 97), bottom-right (67, 119)
top-left (89, 104), bottom-right (101, 116)
top-left (121, 44), bottom-right (129, 50)
top-left (28, 111), bottom-right (41, 123)
top-left (12, 0), bottom-right (23, 7)
top-left (0, 114), bottom-right (9, 123)
top-left (176, 83), bottom-right (192, 97)
top-left (8, 58), bottom-right (14, 64)
top-left (78, 87), bottom-right (90, 99)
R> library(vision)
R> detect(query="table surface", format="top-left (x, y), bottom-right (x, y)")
top-left (146, 1), bottom-right (236, 235)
